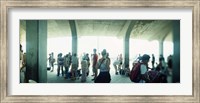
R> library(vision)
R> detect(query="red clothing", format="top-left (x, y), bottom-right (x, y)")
top-left (93, 54), bottom-right (98, 67)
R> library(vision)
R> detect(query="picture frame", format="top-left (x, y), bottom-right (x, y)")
top-left (0, 0), bottom-right (199, 102)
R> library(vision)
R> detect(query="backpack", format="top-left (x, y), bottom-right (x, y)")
top-left (129, 63), bottom-right (142, 83)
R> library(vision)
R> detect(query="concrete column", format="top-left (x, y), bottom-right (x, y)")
top-left (26, 20), bottom-right (47, 83)
top-left (159, 40), bottom-right (164, 56)
top-left (124, 37), bottom-right (129, 67)
top-left (172, 20), bottom-right (180, 83)
top-left (123, 21), bottom-right (136, 67)
top-left (69, 20), bottom-right (78, 55)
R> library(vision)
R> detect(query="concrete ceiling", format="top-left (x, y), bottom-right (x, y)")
top-left (20, 20), bottom-right (173, 42)
top-left (130, 20), bottom-right (172, 40)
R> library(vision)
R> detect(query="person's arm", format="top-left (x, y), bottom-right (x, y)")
top-left (108, 58), bottom-right (111, 65)
top-left (96, 59), bottom-right (101, 69)
top-left (105, 59), bottom-right (110, 71)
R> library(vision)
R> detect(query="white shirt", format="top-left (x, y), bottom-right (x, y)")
top-left (140, 64), bottom-right (147, 74)
top-left (113, 60), bottom-right (119, 65)
top-left (81, 60), bottom-right (88, 70)
top-left (140, 64), bottom-right (148, 83)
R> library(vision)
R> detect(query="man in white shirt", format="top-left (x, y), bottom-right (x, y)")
top-left (71, 53), bottom-right (79, 80)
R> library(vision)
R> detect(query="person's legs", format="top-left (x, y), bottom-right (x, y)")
top-left (94, 68), bottom-right (97, 79)
top-left (118, 64), bottom-right (122, 71)
top-left (81, 68), bottom-right (86, 82)
top-left (92, 66), bottom-right (95, 76)
top-left (71, 64), bottom-right (75, 80)
top-left (49, 61), bottom-right (51, 67)
top-left (106, 72), bottom-right (111, 83)
top-left (61, 65), bottom-right (64, 76)
top-left (152, 61), bottom-right (155, 69)
top-left (92, 67), bottom-right (97, 80)
top-left (86, 67), bottom-right (89, 76)
top-left (71, 70), bottom-right (75, 80)
top-left (57, 65), bottom-right (60, 76)
top-left (65, 66), bottom-right (69, 79)
top-left (113, 64), bottom-right (118, 75)
top-left (51, 62), bottom-right (54, 72)
top-left (20, 69), bottom-right (25, 83)
top-left (75, 65), bottom-right (78, 79)
top-left (118, 64), bottom-right (123, 75)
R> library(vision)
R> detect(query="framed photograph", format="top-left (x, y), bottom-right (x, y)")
top-left (1, 0), bottom-right (199, 102)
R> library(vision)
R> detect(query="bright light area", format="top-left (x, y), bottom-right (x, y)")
top-left (164, 41), bottom-right (173, 59)
top-left (47, 37), bottom-right (71, 56)
top-left (78, 36), bottom-right (123, 59)
top-left (130, 39), bottom-right (159, 65)
top-left (23, 36), bottom-right (173, 67)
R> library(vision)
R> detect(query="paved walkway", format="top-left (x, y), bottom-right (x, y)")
top-left (47, 65), bottom-right (132, 83)
top-left (47, 65), bottom-right (172, 83)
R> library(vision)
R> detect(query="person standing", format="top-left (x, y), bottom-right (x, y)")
top-left (106, 53), bottom-right (111, 72)
top-left (71, 53), bottom-right (79, 80)
top-left (113, 55), bottom-right (119, 75)
top-left (95, 49), bottom-right (111, 83)
top-left (81, 56), bottom-right (88, 82)
top-left (92, 49), bottom-right (98, 81)
top-left (151, 54), bottom-right (155, 69)
top-left (118, 54), bottom-right (123, 70)
top-left (64, 54), bottom-right (71, 79)
top-left (49, 52), bottom-right (55, 72)
top-left (85, 53), bottom-right (90, 76)
top-left (57, 53), bottom-right (64, 76)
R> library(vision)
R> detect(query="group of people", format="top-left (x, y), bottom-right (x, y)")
top-left (21, 43), bottom-right (173, 83)
top-left (48, 49), bottom-right (173, 83)
top-left (48, 49), bottom-right (111, 83)
top-left (131, 54), bottom-right (173, 83)
top-left (21, 42), bottom-right (173, 83)
top-left (151, 54), bottom-right (173, 77)
top-left (48, 52), bottom-right (79, 80)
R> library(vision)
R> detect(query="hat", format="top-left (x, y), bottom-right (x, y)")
top-left (142, 54), bottom-right (150, 61)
